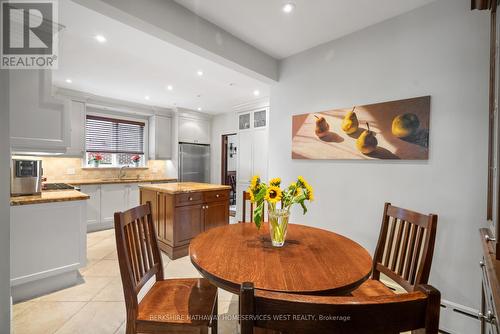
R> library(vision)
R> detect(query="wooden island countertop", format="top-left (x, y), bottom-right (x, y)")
top-left (10, 190), bottom-right (90, 206)
top-left (138, 182), bottom-right (231, 194)
top-left (139, 182), bottom-right (231, 259)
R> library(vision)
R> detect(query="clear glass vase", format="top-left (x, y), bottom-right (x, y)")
top-left (268, 209), bottom-right (289, 247)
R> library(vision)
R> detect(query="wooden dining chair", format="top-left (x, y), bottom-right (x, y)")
top-left (114, 203), bottom-right (218, 334)
top-left (242, 191), bottom-right (269, 223)
top-left (241, 191), bottom-right (254, 223)
top-left (240, 281), bottom-right (440, 334)
top-left (353, 202), bottom-right (438, 297)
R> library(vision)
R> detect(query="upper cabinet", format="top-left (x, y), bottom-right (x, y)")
top-left (10, 70), bottom-right (70, 153)
top-left (64, 100), bottom-right (86, 157)
top-left (178, 116), bottom-right (210, 144)
top-left (149, 114), bottom-right (172, 160)
top-left (238, 108), bottom-right (267, 131)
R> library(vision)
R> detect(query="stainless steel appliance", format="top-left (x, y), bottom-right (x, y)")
top-left (179, 143), bottom-right (210, 183)
top-left (11, 158), bottom-right (43, 196)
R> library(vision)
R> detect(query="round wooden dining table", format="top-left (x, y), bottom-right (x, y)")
top-left (189, 223), bottom-right (373, 295)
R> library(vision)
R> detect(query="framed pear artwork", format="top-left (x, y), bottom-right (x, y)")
top-left (291, 96), bottom-right (430, 160)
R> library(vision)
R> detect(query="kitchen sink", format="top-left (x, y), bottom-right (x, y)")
top-left (100, 178), bottom-right (141, 182)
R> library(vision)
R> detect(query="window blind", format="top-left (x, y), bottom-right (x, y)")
top-left (85, 115), bottom-right (145, 154)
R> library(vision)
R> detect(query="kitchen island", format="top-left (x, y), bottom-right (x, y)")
top-left (10, 190), bottom-right (89, 301)
top-left (139, 182), bottom-right (231, 259)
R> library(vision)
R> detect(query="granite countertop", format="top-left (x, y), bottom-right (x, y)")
top-left (47, 177), bottom-right (177, 185)
top-left (138, 182), bottom-right (231, 194)
top-left (11, 190), bottom-right (90, 206)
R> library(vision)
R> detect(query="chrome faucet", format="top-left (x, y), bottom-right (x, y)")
top-left (118, 165), bottom-right (128, 179)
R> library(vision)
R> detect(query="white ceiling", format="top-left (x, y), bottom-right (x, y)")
top-left (53, 1), bottom-right (270, 114)
top-left (174, 0), bottom-right (437, 59)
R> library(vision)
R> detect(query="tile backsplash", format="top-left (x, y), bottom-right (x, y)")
top-left (40, 157), bottom-right (170, 182)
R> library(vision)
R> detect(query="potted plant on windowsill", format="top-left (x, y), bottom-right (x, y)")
top-left (131, 155), bottom-right (141, 168)
top-left (89, 153), bottom-right (103, 168)
top-left (247, 176), bottom-right (314, 247)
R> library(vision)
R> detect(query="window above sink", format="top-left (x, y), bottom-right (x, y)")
top-left (85, 114), bottom-right (147, 168)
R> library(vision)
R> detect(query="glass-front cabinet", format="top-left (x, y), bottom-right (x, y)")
top-left (238, 109), bottom-right (268, 131)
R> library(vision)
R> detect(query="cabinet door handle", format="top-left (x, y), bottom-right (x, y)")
top-left (189, 197), bottom-right (193, 201)
top-left (216, 194), bottom-right (220, 198)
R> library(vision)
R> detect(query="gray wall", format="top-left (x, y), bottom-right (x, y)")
top-left (269, 0), bottom-right (488, 331)
top-left (0, 70), bottom-right (11, 331)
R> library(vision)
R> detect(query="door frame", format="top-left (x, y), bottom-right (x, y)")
top-left (221, 133), bottom-right (237, 185)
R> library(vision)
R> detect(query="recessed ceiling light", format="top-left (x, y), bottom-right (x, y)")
top-left (65, 78), bottom-right (72, 83)
top-left (282, 2), bottom-right (295, 13)
top-left (197, 107), bottom-right (202, 111)
top-left (166, 85), bottom-right (173, 91)
top-left (197, 70), bottom-right (204, 76)
top-left (94, 35), bottom-right (107, 43)
top-left (253, 90), bottom-right (260, 96)
top-left (144, 95), bottom-right (150, 100)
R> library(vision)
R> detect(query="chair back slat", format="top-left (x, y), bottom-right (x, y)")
top-left (142, 216), bottom-right (155, 270)
top-left (373, 202), bottom-right (437, 291)
top-left (240, 282), bottom-right (440, 334)
top-left (397, 220), bottom-right (411, 275)
top-left (390, 218), bottom-right (404, 270)
top-left (241, 191), bottom-right (254, 223)
top-left (409, 226), bottom-right (424, 284)
top-left (114, 202), bottom-right (164, 311)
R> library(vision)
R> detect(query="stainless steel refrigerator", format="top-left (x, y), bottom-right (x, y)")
top-left (179, 143), bottom-right (210, 183)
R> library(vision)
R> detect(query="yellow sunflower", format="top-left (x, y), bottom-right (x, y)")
top-left (297, 176), bottom-right (310, 188)
top-left (305, 184), bottom-right (314, 201)
top-left (250, 175), bottom-right (260, 192)
top-left (265, 186), bottom-right (283, 204)
top-left (270, 177), bottom-right (281, 186)
top-left (246, 187), bottom-right (255, 202)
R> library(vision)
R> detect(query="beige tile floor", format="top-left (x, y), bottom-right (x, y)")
top-left (13, 229), bottom-right (239, 334)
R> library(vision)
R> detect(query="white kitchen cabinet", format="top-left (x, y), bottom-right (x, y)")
top-left (100, 184), bottom-right (128, 227)
top-left (126, 183), bottom-right (140, 208)
top-left (65, 100), bottom-right (86, 157)
top-left (237, 131), bottom-right (254, 183)
top-left (82, 183), bottom-right (145, 232)
top-left (10, 200), bottom-right (87, 302)
top-left (252, 128), bottom-right (268, 180)
top-left (79, 185), bottom-right (101, 231)
top-left (178, 116), bottom-right (210, 144)
top-left (10, 70), bottom-right (70, 153)
top-left (237, 109), bottom-right (269, 184)
top-left (149, 115), bottom-right (172, 159)
top-left (236, 108), bottom-right (269, 221)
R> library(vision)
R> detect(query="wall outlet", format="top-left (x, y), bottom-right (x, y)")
top-left (66, 168), bottom-right (76, 175)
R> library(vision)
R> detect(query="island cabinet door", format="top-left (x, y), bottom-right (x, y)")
top-left (203, 200), bottom-right (229, 231)
top-left (174, 204), bottom-right (203, 245)
top-left (141, 190), bottom-right (171, 246)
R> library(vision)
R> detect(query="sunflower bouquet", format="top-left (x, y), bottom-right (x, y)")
top-left (247, 175), bottom-right (314, 246)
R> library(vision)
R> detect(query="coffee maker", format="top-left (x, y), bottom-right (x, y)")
top-left (11, 158), bottom-right (43, 196)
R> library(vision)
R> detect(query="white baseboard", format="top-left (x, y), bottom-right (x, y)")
top-left (380, 278), bottom-right (480, 334)
top-left (87, 221), bottom-right (113, 232)
top-left (11, 271), bottom-right (80, 303)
